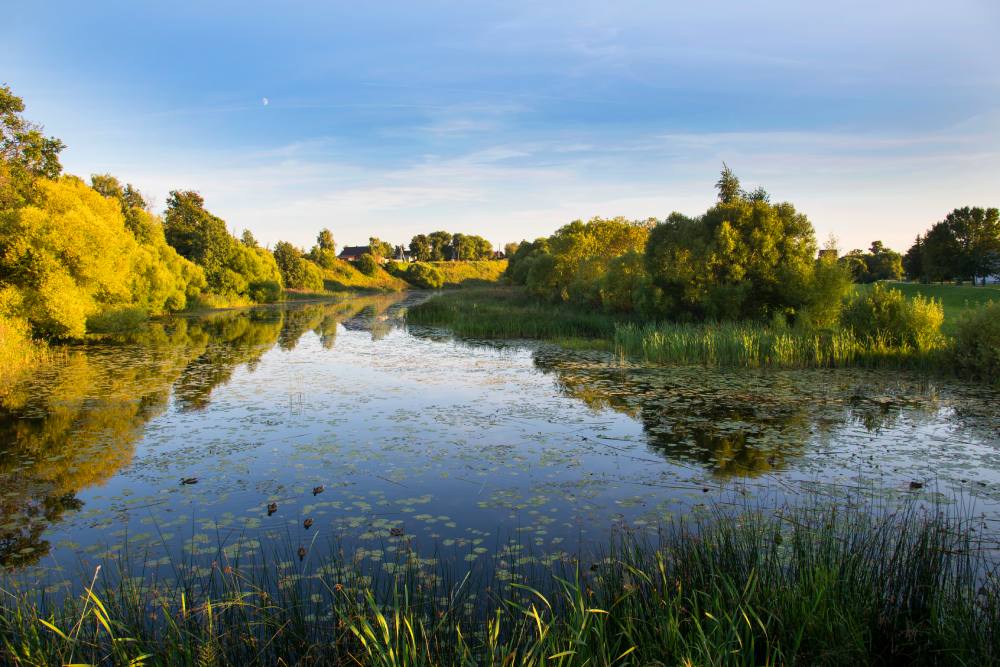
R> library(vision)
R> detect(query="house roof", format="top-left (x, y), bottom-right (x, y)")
top-left (338, 246), bottom-right (369, 257)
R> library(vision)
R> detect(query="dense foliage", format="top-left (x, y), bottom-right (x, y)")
top-left (840, 240), bottom-right (904, 283)
top-left (409, 230), bottom-right (495, 261)
top-left (404, 261), bottom-right (444, 289)
top-left (1, 177), bottom-right (206, 339)
top-left (163, 190), bottom-right (283, 302)
top-left (273, 240), bottom-right (324, 291)
top-left (951, 301), bottom-right (1000, 385)
top-left (839, 283), bottom-right (944, 350)
top-left (506, 170), bottom-right (854, 325)
top-left (904, 207), bottom-right (1000, 284)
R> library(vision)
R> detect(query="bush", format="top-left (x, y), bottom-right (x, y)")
top-left (840, 283), bottom-right (943, 350)
top-left (85, 306), bottom-right (149, 334)
top-left (248, 280), bottom-right (283, 303)
top-left (951, 301), bottom-right (1000, 385)
top-left (405, 262), bottom-right (444, 289)
top-left (356, 253), bottom-right (379, 276)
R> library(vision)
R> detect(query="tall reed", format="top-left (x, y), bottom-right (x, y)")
top-left (2, 500), bottom-right (996, 665)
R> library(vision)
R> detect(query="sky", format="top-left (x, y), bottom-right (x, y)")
top-left (4, 0), bottom-right (999, 252)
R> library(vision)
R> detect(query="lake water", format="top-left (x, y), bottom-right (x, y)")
top-left (2, 293), bottom-right (999, 591)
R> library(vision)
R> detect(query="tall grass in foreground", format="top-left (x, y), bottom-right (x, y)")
top-left (2, 501), bottom-right (998, 666)
top-left (614, 321), bottom-right (945, 369)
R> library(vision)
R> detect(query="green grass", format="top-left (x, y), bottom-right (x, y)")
top-left (321, 258), bottom-right (412, 292)
top-left (2, 499), bottom-right (996, 666)
top-left (864, 282), bottom-right (1000, 334)
top-left (426, 260), bottom-right (508, 288)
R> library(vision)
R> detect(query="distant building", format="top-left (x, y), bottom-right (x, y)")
top-left (338, 246), bottom-right (369, 262)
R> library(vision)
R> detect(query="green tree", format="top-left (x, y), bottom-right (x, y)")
top-left (409, 234), bottom-right (431, 261)
top-left (273, 241), bottom-right (323, 291)
top-left (902, 236), bottom-right (924, 281)
top-left (368, 237), bottom-right (393, 259)
top-left (316, 228), bottom-right (336, 251)
top-left (428, 231), bottom-right (453, 261)
top-left (943, 207), bottom-right (1000, 284)
top-left (0, 85), bottom-right (65, 208)
top-left (646, 169), bottom-right (819, 321)
top-left (163, 190), bottom-right (282, 301)
top-left (863, 241), bottom-right (904, 282)
top-left (405, 262), bottom-right (444, 289)
top-left (715, 163), bottom-right (741, 204)
top-left (241, 229), bottom-right (259, 248)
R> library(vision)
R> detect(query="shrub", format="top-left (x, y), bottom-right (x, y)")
top-left (248, 280), bottom-right (283, 303)
top-left (840, 283), bottom-right (943, 350)
top-left (85, 306), bottom-right (149, 334)
top-left (356, 253), bottom-right (379, 276)
top-left (405, 262), bottom-right (444, 289)
top-left (951, 301), bottom-right (1000, 385)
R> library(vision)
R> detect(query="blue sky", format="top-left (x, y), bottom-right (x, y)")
top-left (4, 1), bottom-right (999, 251)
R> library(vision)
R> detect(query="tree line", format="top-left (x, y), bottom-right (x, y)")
top-left (0, 86), bottom-right (509, 346)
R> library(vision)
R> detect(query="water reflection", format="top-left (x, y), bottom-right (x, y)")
top-left (526, 347), bottom-right (995, 480)
top-left (0, 294), bottom-right (407, 567)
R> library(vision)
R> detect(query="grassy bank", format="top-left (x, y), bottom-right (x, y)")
top-left (428, 260), bottom-right (508, 288)
top-left (407, 287), bottom-right (951, 370)
top-left (1, 500), bottom-right (996, 666)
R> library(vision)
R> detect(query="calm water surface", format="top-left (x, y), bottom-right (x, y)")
top-left (2, 293), bottom-right (999, 590)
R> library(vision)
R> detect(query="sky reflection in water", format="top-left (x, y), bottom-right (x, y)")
top-left (1, 294), bottom-right (998, 590)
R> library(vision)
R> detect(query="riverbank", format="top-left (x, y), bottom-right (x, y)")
top-left (407, 286), bottom-right (996, 378)
top-left (2, 499), bottom-right (995, 666)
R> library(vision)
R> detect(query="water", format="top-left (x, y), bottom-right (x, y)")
top-left (2, 293), bottom-right (999, 591)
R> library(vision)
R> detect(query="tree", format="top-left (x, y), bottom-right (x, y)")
top-left (943, 207), bottom-right (1000, 284)
top-left (0, 85), bottom-right (65, 207)
top-left (863, 240), bottom-right (903, 282)
top-left (316, 228), bottom-right (335, 251)
top-left (163, 190), bottom-right (282, 301)
top-left (902, 236), bottom-right (924, 281)
top-left (368, 237), bottom-right (393, 259)
top-left (241, 229), bottom-right (259, 248)
top-left (647, 169), bottom-right (819, 321)
top-left (0, 177), bottom-right (204, 338)
top-left (273, 241), bottom-right (323, 291)
top-left (715, 163), bottom-right (741, 204)
top-left (503, 242), bottom-right (519, 258)
top-left (405, 262), bottom-right (444, 289)
top-left (909, 208), bottom-right (1000, 284)
top-left (428, 231), bottom-right (453, 261)
top-left (409, 234), bottom-right (431, 261)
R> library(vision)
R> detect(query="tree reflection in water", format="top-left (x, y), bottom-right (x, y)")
top-left (0, 294), bottom-right (407, 567)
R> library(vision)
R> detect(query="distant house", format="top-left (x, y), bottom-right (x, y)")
top-left (338, 246), bottom-right (369, 262)
top-left (492, 250), bottom-right (506, 260)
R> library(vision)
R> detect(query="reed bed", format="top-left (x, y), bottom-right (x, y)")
top-left (2, 500), bottom-right (997, 666)
top-left (614, 321), bottom-right (945, 369)
top-left (408, 289), bottom-right (947, 370)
